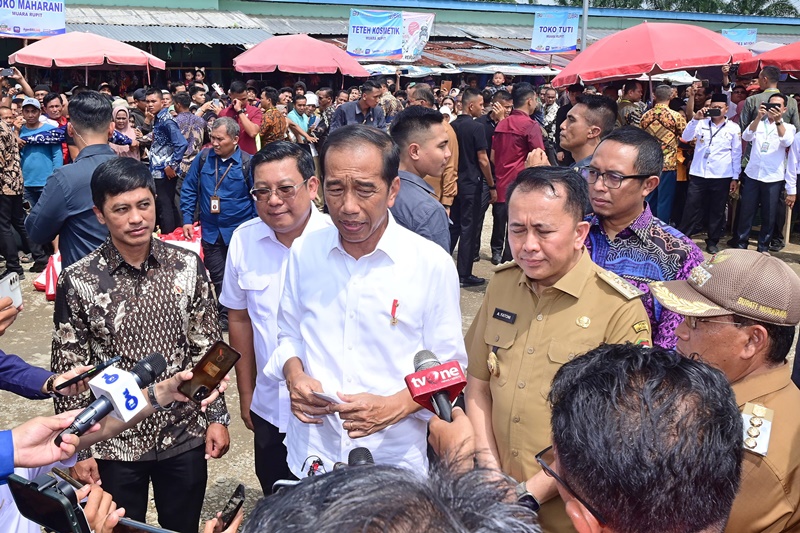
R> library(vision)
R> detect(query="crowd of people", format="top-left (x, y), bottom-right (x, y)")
top-left (0, 60), bottom-right (799, 533)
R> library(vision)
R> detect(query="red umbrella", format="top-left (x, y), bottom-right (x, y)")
top-left (234, 34), bottom-right (369, 77)
top-left (9, 32), bottom-right (165, 70)
top-left (738, 41), bottom-right (800, 76)
top-left (552, 22), bottom-right (752, 87)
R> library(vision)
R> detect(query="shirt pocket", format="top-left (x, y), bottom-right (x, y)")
top-left (539, 339), bottom-right (595, 399)
top-left (483, 320), bottom-right (518, 388)
top-left (237, 273), bottom-right (272, 317)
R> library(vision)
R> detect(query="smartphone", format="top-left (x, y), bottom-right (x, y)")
top-left (764, 102), bottom-right (780, 111)
top-left (55, 356), bottom-right (121, 391)
top-left (212, 82), bottom-right (225, 96)
top-left (8, 473), bottom-right (90, 533)
top-left (51, 467), bottom-right (83, 489)
top-left (218, 484), bottom-right (245, 530)
top-left (704, 108), bottom-right (722, 117)
top-left (0, 270), bottom-right (22, 308)
top-left (178, 340), bottom-right (240, 403)
top-left (0, 68), bottom-right (14, 77)
top-left (212, 98), bottom-right (220, 107)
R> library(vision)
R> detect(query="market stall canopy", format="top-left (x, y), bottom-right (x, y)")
top-left (9, 32), bottom-right (165, 69)
top-left (738, 41), bottom-right (800, 76)
top-left (233, 34), bottom-right (369, 77)
top-left (460, 64), bottom-right (560, 77)
top-left (551, 22), bottom-right (752, 87)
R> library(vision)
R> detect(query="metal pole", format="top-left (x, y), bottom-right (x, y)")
top-left (581, 0), bottom-right (589, 51)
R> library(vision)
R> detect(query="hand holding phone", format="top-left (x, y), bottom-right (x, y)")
top-left (178, 341), bottom-right (240, 403)
top-left (55, 357), bottom-right (121, 391)
top-left (0, 271), bottom-right (23, 309)
top-left (217, 484), bottom-right (245, 531)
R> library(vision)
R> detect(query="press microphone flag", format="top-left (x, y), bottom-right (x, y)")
top-left (405, 350), bottom-right (466, 423)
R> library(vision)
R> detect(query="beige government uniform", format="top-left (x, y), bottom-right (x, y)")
top-left (726, 364), bottom-right (800, 533)
top-left (466, 250), bottom-right (651, 533)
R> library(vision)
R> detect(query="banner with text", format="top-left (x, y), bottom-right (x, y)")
top-left (401, 12), bottom-right (435, 62)
top-left (722, 28), bottom-right (757, 47)
top-left (348, 9), bottom-right (404, 61)
top-left (530, 12), bottom-right (580, 54)
top-left (0, 0), bottom-right (65, 39)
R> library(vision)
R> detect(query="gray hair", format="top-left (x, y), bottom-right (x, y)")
top-left (654, 84), bottom-right (672, 103)
top-left (211, 116), bottom-right (240, 139)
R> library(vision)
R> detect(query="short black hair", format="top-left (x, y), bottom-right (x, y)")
top-left (229, 80), bottom-right (247, 95)
top-left (169, 82), bottom-right (184, 95)
top-left (336, 89), bottom-right (348, 99)
top-left (189, 86), bottom-right (206, 98)
top-left (492, 90), bottom-right (512, 103)
top-left (599, 126), bottom-right (664, 177)
top-left (377, 76), bottom-right (390, 88)
top-left (280, 87), bottom-right (294, 95)
top-left (390, 106), bottom-right (445, 150)
top-left (294, 94), bottom-right (307, 103)
top-left (550, 344), bottom-right (742, 533)
top-left (172, 91), bottom-right (190, 110)
top-left (42, 92), bottom-right (61, 107)
top-left (91, 157), bottom-right (155, 211)
top-left (293, 81), bottom-right (307, 92)
top-left (252, 140), bottom-right (315, 182)
top-left (318, 87), bottom-right (334, 100)
top-left (567, 83), bottom-right (585, 94)
top-left (243, 463), bottom-right (539, 533)
top-left (511, 82), bottom-right (536, 109)
top-left (322, 125), bottom-right (399, 188)
top-left (623, 80), bottom-right (642, 95)
top-left (360, 80), bottom-right (381, 95)
top-left (414, 87), bottom-right (436, 107)
top-left (261, 87), bottom-right (279, 106)
top-left (575, 94), bottom-right (618, 138)
top-left (761, 66), bottom-right (781, 84)
top-left (507, 166), bottom-right (589, 223)
top-left (145, 88), bottom-right (163, 100)
top-left (461, 87), bottom-right (482, 107)
top-left (68, 91), bottom-right (113, 134)
top-left (767, 92), bottom-right (788, 106)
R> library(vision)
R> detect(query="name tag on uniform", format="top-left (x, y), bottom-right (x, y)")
top-left (492, 308), bottom-right (516, 324)
top-left (210, 195), bottom-right (221, 214)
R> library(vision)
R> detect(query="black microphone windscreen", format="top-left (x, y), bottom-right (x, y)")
top-left (348, 447), bottom-right (374, 466)
top-left (131, 352), bottom-right (167, 386)
top-left (413, 350), bottom-right (440, 372)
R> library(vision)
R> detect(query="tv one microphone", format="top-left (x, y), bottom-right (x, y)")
top-left (405, 350), bottom-right (466, 423)
top-left (55, 353), bottom-right (168, 446)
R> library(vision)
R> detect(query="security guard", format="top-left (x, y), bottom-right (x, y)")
top-left (465, 166), bottom-right (651, 533)
top-left (650, 248), bottom-right (800, 533)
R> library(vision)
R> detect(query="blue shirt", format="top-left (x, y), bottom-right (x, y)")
top-left (288, 109), bottom-right (309, 133)
top-left (0, 430), bottom-right (12, 484)
top-left (180, 148), bottom-right (256, 245)
top-left (330, 101), bottom-right (386, 132)
top-left (390, 171), bottom-right (450, 252)
top-left (25, 144), bottom-right (116, 268)
top-left (20, 124), bottom-right (62, 187)
top-left (149, 108), bottom-right (188, 177)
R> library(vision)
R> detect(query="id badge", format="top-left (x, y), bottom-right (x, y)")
top-left (703, 151), bottom-right (710, 160)
top-left (761, 142), bottom-right (770, 153)
top-left (210, 195), bottom-right (221, 214)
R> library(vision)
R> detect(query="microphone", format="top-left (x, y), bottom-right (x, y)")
top-left (348, 447), bottom-right (374, 466)
top-left (55, 353), bottom-right (168, 446)
top-left (405, 350), bottom-right (466, 423)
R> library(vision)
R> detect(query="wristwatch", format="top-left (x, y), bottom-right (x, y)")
top-left (44, 374), bottom-right (59, 398)
top-left (237, 108), bottom-right (246, 114)
top-left (515, 481), bottom-right (540, 512)
top-left (147, 383), bottom-right (176, 412)
top-left (488, 185), bottom-right (497, 191)
top-left (775, 120), bottom-right (783, 125)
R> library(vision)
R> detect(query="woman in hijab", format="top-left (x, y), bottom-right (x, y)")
top-left (111, 104), bottom-right (140, 160)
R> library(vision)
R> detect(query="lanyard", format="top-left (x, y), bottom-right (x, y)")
top-left (706, 119), bottom-right (727, 147)
top-left (213, 157), bottom-right (234, 195)
top-left (761, 118), bottom-right (776, 141)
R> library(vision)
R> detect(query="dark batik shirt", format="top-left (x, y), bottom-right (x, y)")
top-left (585, 204), bottom-right (704, 349)
top-left (0, 121), bottom-right (22, 195)
top-left (52, 237), bottom-right (229, 462)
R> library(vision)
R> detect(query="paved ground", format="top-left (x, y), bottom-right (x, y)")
top-left (2, 214), bottom-right (799, 531)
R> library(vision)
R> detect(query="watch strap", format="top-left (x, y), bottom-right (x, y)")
top-left (147, 383), bottom-right (176, 411)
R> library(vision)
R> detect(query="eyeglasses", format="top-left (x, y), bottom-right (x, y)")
top-left (681, 315), bottom-right (743, 330)
top-left (250, 178), bottom-right (309, 202)
top-left (578, 166), bottom-right (651, 189)
top-left (536, 446), bottom-right (607, 525)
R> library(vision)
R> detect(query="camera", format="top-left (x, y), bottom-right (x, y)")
top-left (704, 108), bottom-right (722, 117)
top-left (7, 473), bottom-right (90, 533)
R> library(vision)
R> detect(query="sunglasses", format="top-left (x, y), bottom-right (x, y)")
top-left (536, 446), bottom-right (607, 525)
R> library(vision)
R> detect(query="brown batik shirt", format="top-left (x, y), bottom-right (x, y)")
top-left (0, 121), bottom-right (23, 195)
top-left (52, 236), bottom-right (229, 462)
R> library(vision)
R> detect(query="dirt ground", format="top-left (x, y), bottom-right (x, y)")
top-left (1, 214), bottom-right (798, 532)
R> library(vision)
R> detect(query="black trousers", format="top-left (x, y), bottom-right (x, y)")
top-left (202, 234), bottom-right (229, 321)
top-left (734, 175), bottom-right (783, 250)
top-left (474, 181), bottom-right (491, 260)
top-left (95, 445), bottom-right (207, 533)
top-left (0, 195), bottom-right (45, 273)
top-left (449, 186), bottom-right (482, 279)
top-left (490, 202), bottom-right (512, 262)
top-left (678, 176), bottom-right (732, 246)
top-left (251, 411), bottom-right (291, 495)
top-left (155, 177), bottom-right (181, 234)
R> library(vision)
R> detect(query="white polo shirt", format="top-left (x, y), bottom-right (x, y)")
top-left (220, 206), bottom-right (330, 430)
top-left (742, 117), bottom-right (796, 183)
top-left (681, 118), bottom-right (742, 179)
top-left (267, 214), bottom-right (467, 477)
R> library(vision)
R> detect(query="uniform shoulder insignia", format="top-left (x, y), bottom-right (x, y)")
top-left (493, 260), bottom-right (519, 273)
top-left (598, 270), bottom-right (644, 300)
top-left (741, 402), bottom-right (774, 457)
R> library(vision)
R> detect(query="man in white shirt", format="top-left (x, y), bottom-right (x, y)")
top-left (220, 141), bottom-right (329, 494)
top-left (733, 93), bottom-right (796, 252)
top-left (678, 93), bottom-right (743, 254)
top-left (266, 124), bottom-right (466, 477)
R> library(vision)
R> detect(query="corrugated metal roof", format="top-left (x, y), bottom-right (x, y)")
top-left (66, 24), bottom-right (272, 46)
top-left (67, 6), bottom-right (263, 29)
top-left (249, 16), bottom-right (349, 35)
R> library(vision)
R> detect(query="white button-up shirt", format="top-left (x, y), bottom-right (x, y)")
top-left (742, 117), bottom-right (796, 183)
top-left (785, 131), bottom-right (800, 195)
top-left (219, 207), bottom-right (331, 430)
top-left (682, 118), bottom-right (742, 179)
top-left (267, 214), bottom-right (467, 477)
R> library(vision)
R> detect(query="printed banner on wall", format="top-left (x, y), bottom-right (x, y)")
top-left (0, 0), bottom-right (65, 39)
top-left (401, 12), bottom-right (435, 62)
top-left (530, 12), bottom-right (580, 54)
top-left (347, 9), bottom-right (404, 61)
top-left (722, 29), bottom-right (757, 46)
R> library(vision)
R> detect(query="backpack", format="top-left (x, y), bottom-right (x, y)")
top-left (197, 147), bottom-right (253, 189)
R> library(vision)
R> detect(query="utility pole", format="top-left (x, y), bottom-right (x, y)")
top-left (581, 0), bottom-right (589, 51)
